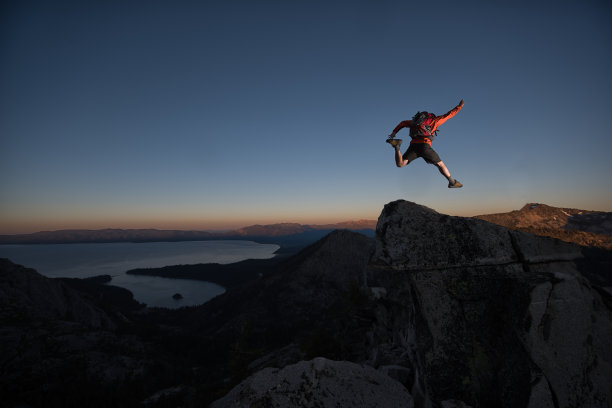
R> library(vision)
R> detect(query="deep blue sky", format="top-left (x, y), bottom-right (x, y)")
top-left (2, 0), bottom-right (611, 233)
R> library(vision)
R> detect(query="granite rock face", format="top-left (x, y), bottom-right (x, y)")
top-left (370, 201), bottom-right (582, 270)
top-left (210, 357), bottom-right (414, 408)
top-left (367, 200), bottom-right (612, 408)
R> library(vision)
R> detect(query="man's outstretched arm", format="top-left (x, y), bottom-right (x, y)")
top-left (389, 120), bottom-right (411, 137)
top-left (433, 99), bottom-right (464, 130)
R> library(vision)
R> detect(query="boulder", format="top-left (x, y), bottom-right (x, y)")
top-left (210, 357), bottom-right (414, 408)
top-left (370, 201), bottom-right (582, 270)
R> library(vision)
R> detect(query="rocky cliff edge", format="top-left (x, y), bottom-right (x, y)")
top-left (215, 200), bottom-right (612, 408)
top-left (365, 200), bottom-right (612, 408)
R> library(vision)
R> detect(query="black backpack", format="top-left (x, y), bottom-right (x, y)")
top-left (410, 111), bottom-right (439, 139)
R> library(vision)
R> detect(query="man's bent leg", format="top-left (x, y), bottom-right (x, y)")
top-left (387, 138), bottom-right (408, 167)
top-left (395, 149), bottom-right (408, 167)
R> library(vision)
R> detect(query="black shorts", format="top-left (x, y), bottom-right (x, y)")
top-left (402, 143), bottom-right (442, 164)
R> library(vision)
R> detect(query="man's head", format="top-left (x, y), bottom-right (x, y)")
top-left (412, 111), bottom-right (435, 122)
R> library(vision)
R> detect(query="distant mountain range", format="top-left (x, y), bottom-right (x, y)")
top-left (232, 220), bottom-right (377, 237)
top-left (2, 202), bottom-right (611, 249)
top-left (475, 203), bottom-right (612, 249)
top-left (0, 220), bottom-right (377, 245)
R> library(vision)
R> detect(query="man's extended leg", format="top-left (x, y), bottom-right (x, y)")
top-left (435, 161), bottom-right (463, 188)
top-left (435, 161), bottom-right (451, 179)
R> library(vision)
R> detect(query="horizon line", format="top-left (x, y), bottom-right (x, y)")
top-left (0, 218), bottom-right (380, 236)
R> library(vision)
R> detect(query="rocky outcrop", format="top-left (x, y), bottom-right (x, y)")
top-left (370, 201), bottom-right (582, 270)
top-left (367, 201), bottom-right (612, 408)
top-left (211, 357), bottom-right (414, 408)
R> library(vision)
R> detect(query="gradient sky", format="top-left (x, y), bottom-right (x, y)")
top-left (1, 0), bottom-right (611, 234)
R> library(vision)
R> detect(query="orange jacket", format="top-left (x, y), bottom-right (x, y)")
top-left (392, 102), bottom-right (463, 145)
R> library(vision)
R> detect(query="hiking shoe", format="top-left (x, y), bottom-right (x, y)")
top-left (448, 179), bottom-right (463, 188)
top-left (386, 138), bottom-right (402, 149)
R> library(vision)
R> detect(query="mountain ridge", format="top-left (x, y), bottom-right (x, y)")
top-left (0, 220), bottom-right (377, 245)
top-left (475, 202), bottom-right (612, 249)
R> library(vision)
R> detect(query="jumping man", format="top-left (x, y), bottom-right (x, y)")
top-left (387, 99), bottom-right (464, 188)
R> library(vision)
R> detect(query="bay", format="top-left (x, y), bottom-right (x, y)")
top-left (0, 240), bottom-right (279, 308)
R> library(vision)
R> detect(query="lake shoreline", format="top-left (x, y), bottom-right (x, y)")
top-left (0, 239), bottom-right (283, 309)
top-left (126, 256), bottom-right (281, 289)
top-left (125, 245), bottom-right (300, 289)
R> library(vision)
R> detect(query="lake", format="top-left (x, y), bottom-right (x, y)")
top-left (0, 240), bottom-right (279, 308)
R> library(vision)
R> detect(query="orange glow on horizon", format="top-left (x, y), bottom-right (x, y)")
top-left (3, 199), bottom-right (611, 235)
